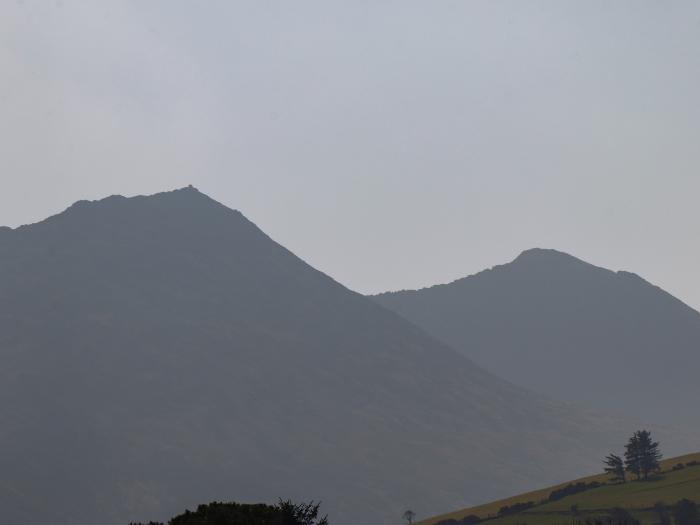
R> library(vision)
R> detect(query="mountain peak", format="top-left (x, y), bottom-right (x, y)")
top-left (68, 185), bottom-right (206, 209)
top-left (374, 245), bottom-right (700, 429)
top-left (513, 247), bottom-right (584, 264)
top-left (7, 186), bottom-right (239, 235)
top-left (509, 248), bottom-right (605, 274)
top-left (162, 184), bottom-right (203, 197)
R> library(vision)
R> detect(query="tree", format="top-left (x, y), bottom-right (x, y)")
top-left (624, 430), bottom-right (662, 480)
top-left (624, 432), bottom-right (642, 480)
top-left (403, 510), bottom-right (416, 525)
top-left (637, 431), bottom-right (662, 479)
top-left (278, 500), bottom-right (329, 525)
top-left (604, 453), bottom-right (626, 483)
top-left (130, 499), bottom-right (329, 525)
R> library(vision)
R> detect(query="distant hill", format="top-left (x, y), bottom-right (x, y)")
top-left (0, 190), bottom-right (693, 525)
top-left (418, 452), bottom-right (700, 525)
top-left (373, 249), bottom-right (700, 427)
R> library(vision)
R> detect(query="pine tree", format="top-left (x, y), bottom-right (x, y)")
top-left (624, 432), bottom-right (642, 480)
top-left (637, 430), bottom-right (662, 479)
top-left (624, 430), bottom-right (662, 480)
top-left (603, 453), bottom-right (626, 483)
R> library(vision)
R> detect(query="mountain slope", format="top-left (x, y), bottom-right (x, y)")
top-left (373, 249), bottom-right (700, 427)
top-left (0, 191), bottom-right (690, 525)
top-left (418, 452), bottom-right (700, 525)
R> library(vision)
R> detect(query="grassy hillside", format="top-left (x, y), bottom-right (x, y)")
top-left (419, 453), bottom-right (700, 525)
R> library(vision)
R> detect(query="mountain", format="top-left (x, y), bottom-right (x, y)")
top-left (373, 248), bottom-right (700, 428)
top-left (418, 452), bottom-right (700, 525)
top-left (0, 191), bottom-right (691, 525)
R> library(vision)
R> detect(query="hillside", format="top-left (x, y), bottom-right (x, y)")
top-left (373, 249), bottom-right (700, 427)
top-left (2, 188), bottom-right (689, 525)
top-left (420, 452), bottom-right (700, 525)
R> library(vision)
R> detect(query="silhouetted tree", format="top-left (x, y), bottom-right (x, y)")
top-left (278, 500), bottom-right (328, 525)
top-left (624, 432), bottom-right (642, 480)
top-left (403, 510), bottom-right (416, 525)
top-left (130, 499), bottom-right (328, 525)
top-left (604, 453), bottom-right (626, 483)
top-left (624, 430), bottom-right (662, 480)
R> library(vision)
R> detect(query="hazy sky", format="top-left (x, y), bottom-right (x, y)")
top-left (2, 1), bottom-right (699, 309)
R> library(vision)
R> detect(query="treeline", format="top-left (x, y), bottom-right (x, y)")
top-left (129, 500), bottom-right (328, 525)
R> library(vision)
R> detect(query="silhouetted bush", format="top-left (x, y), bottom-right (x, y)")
top-left (435, 514), bottom-right (481, 525)
top-left (672, 463), bottom-right (686, 471)
top-left (129, 499), bottom-right (328, 525)
top-left (671, 499), bottom-right (699, 525)
top-left (497, 501), bottom-right (535, 516)
top-left (547, 482), bottom-right (602, 502)
top-left (607, 507), bottom-right (639, 525)
top-left (685, 461), bottom-right (699, 468)
top-left (652, 501), bottom-right (672, 525)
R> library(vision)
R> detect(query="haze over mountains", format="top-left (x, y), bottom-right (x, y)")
top-left (373, 248), bottom-right (700, 428)
top-left (0, 188), bottom-right (693, 525)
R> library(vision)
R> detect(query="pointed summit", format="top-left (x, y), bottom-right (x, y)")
top-left (7, 187), bottom-right (249, 241)
top-left (374, 249), bottom-right (700, 427)
top-left (513, 247), bottom-right (587, 264)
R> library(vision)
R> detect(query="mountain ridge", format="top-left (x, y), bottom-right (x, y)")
top-left (374, 248), bottom-right (663, 299)
top-left (0, 190), bottom-right (696, 525)
top-left (373, 248), bottom-right (700, 426)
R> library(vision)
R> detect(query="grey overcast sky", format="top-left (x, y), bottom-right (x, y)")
top-left (2, 1), bottom-right (699, 308)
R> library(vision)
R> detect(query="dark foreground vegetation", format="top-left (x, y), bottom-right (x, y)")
top-left (130, 500), bottom-right (328, 525)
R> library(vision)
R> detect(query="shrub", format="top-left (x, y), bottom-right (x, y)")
top-left (607, 507), bottom-right (639, 525)
top-left (435, 514), bottom-right (481, 525)
top-left (652, 501), bottom-right (672, 525)
top-left (671, 499), bottom-right (700, 525)
top-left (548, 482), bottom-right (602, 502)
top-left (497, 502), bottom-right (535, 516)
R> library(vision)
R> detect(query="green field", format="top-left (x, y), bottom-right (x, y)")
top-left (419, 453), bottom-right (700, 525)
